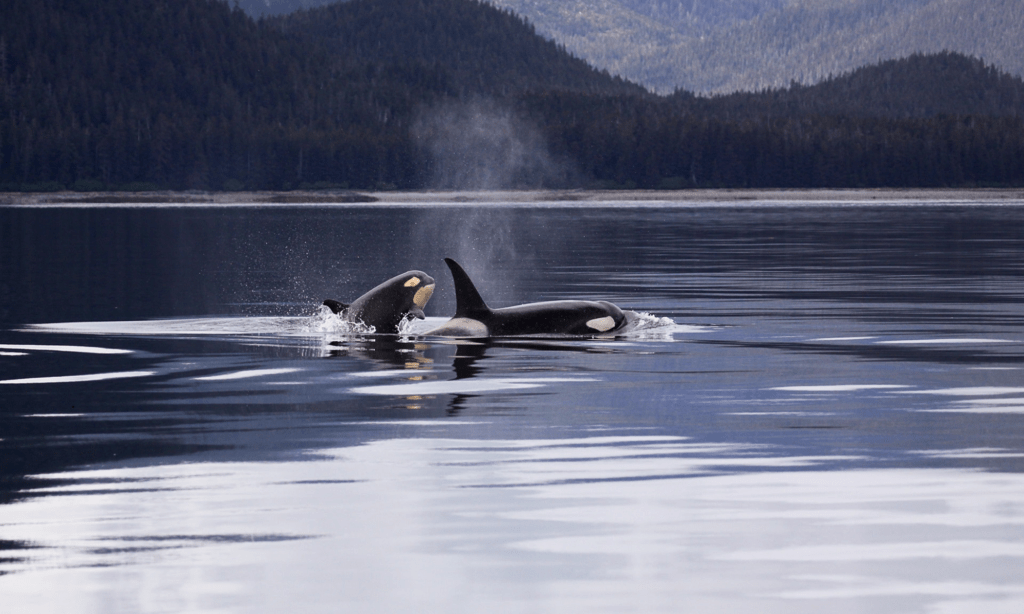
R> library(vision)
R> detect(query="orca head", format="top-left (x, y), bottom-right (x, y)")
top-left (401, 271), bottom-right (436, 318)
top-left (345, 270), bottom-right (436, 333)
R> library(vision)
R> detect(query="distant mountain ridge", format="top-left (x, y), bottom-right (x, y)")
top-left (485, 0), bottom-right (1024, 94)
top-left (269, 0), bottom-right (642, 97)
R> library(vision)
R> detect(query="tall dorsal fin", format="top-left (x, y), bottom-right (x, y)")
top-left (444, 258), bottom-right (490, 317)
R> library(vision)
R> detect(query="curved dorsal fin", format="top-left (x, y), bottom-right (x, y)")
top-left (444, 258), bottom-right (490, 317)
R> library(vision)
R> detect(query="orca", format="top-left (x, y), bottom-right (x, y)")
top-left (323, 270), bottom-right (435, 334)
top-left (427, 258), bottom-right (627, 337)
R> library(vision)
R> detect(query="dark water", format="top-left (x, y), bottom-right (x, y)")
top-left (2, 198), bottom-right (1024, 613)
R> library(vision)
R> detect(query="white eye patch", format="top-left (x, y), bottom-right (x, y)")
top-left (413, 284), bottom-right (434, 308)
top-left (404, 277), bottom-right (421, 287)
top-left (586, 316), bottom-right (616, 332)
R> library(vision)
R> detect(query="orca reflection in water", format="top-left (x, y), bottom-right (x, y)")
top-left (427, 258), bottom-right (627, 337)
top-left (323, 270), bottom-right (435, 334)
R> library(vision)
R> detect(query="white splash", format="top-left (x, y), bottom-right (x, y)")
top-left (307, 305), bottom-right (376, 335)
top-left (622, 311), bottom-right (681, 339)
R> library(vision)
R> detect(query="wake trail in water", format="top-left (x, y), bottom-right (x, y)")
top-left (28, 307), bottom-right (686, 342)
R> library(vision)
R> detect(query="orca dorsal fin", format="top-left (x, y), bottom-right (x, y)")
top-left (444, 258), bottom-right (490, 317)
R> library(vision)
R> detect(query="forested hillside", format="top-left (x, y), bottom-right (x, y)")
top-left (488, 0), bottom-right (1024, 94)
top-left (543, 53), bottom-right (1024, 189)
top-left (686, 53), bottom-right (1024, 120)
top-left (236, 0), bottom-right (333, 17)
top-left (0, 0), bottom-right (631, 191)
top-left (0, 0), bottom-right (416, 191)
top-left (1, 0), bottom-right (1022, 192)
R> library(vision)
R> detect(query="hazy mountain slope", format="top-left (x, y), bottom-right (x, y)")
top-left (270, 0), bottom-right (643, 96)
top-left (488, 0), bottom-right (1024, 94)
top-left (478, 0), bottom-right (683, 79)
top-left (676, 0), bottom-right (1024, 94)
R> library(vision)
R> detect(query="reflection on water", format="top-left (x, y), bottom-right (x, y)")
top-left (2, 200), bottom-right (1024, 612)
top-left (2, 436), bottom-right (1023, 613)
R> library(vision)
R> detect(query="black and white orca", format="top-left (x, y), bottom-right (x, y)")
top-left (427, 258), bottom-right (627, 337)
top-left (323, 270), bottom-right (435, 334)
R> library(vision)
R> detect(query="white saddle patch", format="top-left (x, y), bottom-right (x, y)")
top-left (425, 317), bottom-right (489, 337)
top-left (586, 316), bottom-right (617, 332)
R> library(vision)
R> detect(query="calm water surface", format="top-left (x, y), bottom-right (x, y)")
top-left (2, 198), bottom-right (1024, 613)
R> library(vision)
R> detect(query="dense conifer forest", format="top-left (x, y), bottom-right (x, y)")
top-left (272, 0), bottom-right (641, 97)
top-left (1, 0), bottom-right (1022, 191)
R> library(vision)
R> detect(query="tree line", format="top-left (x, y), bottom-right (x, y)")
top-left (1, 0), bottom-right (1022, 192)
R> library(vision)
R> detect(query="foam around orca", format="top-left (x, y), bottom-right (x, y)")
top-left (323, 270), bottom-right (435, 334)
top-left (426, 258), bottom-right (627, 337)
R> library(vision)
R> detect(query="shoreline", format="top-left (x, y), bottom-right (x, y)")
top-left (3, 187), bottom-right (1024, 205)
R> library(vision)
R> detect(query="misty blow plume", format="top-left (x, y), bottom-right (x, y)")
top-left (412, 99), bottom-right (579, 190)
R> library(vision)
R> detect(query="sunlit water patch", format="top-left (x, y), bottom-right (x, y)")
top-left (0, 343), bottom-right (134, 354)
top-left (0, 370), bottom-right (156, 385)
top-left (29, 314), bottom-right (347, 338)
top-left (1, 437), bottom-right (1023, 613)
